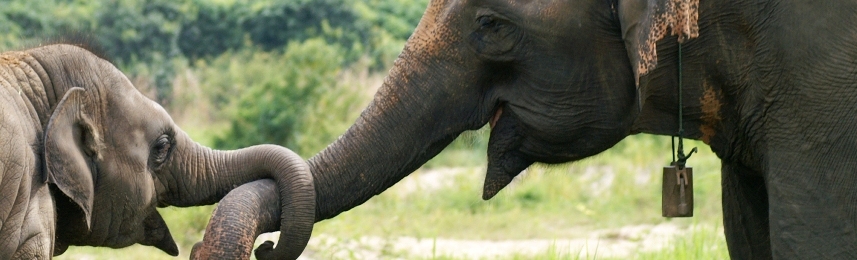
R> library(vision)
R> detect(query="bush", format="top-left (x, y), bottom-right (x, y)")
top-left (243, 0), bottom-right (357, 50)
top-left (0, 0), bottom-right (96, 49)
top-left (177, 0), bottom-right (247, 60)
top-left (2, 0), bottom-right (431, 105)
top-left (94, 0), bottom-right (186, 64)
top-left (196, 38), bottom-right (366, 156)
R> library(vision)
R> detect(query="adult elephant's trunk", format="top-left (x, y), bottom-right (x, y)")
top-left (308, 88), bottom-right (461, 220)
top-left (159, 131), bottom-right (314, 259)
top-left (308, 0), bottom-right (488, 220)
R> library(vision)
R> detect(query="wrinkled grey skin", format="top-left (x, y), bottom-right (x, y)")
top-left (303, 0), bottom-right (857, 259)
top-left (190, 179), bottom-right (281, 260)
top-left (0, 44), bottom-right (314, 259)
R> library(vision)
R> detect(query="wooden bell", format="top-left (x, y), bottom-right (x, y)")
top-left (662, 163), bottom-right (693, 217)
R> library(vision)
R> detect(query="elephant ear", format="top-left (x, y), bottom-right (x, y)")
top-left (44, 87), bottom-right (102, 230)
top-left (619, 0), bottom-right (699, 85)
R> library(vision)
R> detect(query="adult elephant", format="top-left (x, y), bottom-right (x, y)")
top-left (304, 0), bottom-right (857, 259)
top-left (0, 44), bottom-right (313, 259)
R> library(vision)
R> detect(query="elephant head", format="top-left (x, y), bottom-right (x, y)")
top-left (28, 44), bottom-right (313, 259)
top-left (303, 0), bottom-right (857, 259)
top-left (309, 0), bottom-right (702, 220)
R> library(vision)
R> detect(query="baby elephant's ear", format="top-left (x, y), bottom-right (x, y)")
top-left (619, 0), bottom-right (699, 85)
top-left (44, 87), bottom-right (101, 230)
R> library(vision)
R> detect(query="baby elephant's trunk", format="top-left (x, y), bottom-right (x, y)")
top-left (191, 179), bottom-right (282, 260)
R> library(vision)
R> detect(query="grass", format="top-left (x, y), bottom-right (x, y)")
top-left (630, 224), bottom-right (729, 260)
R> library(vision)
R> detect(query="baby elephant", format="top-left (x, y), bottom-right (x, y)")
top-left (0, 44), bottom-right (313, 259)
top-left (191, 179), bottom-right (283, 260)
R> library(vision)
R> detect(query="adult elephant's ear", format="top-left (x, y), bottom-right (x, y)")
top-left (44, 87), bottom-right (101, 230)
top-left (619, 0), bottom-right (699, 85)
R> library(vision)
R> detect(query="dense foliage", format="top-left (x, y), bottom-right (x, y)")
top-left (0, 0), bottom-right (425, 97)
top-left (194, 39), bottom-right (366, 156)
top-left (0, 0), bottom-right (427, 65)
top-left (1, 0), bottom-right (428, 153)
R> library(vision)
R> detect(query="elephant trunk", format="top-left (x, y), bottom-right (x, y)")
top-left (191, 179), bottom-right (280, 260)
top-left (309, 41), bottom-right (480, 221)
top-left (161, 133), bottom-right (314, 260)
top-left (309, 104), bottom-right (458, 220)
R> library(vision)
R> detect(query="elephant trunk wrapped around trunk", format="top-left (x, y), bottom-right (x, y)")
top-left (190, 179), bottom-right (282, 260)
top-left (159, 135), bottom-right (315, 260)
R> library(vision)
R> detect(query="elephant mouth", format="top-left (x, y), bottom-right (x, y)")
top-left (489, 106), bottom-right (503, 129)
top-left (483, 107), bottom-right (533, 200)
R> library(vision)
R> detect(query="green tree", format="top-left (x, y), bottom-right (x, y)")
top-left (207, 38), bottom-right (361, 156)
top-left (242, 0), bottom-right (358, 49)
top-left (94, 0), bottom-right (186, 62)
top-left (0, 0), bottom-right (97, 49)
top-left (177, 0), bottom-right (247, 60)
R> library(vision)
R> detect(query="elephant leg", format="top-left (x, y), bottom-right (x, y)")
top-left (0, 124), bottom-right (55, 258)
top-left (765, 158), bottom-right (857, 259)
top-left (8, 186), bottom-right (55, 259)
top-left (721, 162), bottom-right (771, 260)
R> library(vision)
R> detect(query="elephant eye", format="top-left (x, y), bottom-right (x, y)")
top-left (477, 16), bottom-right (498, 29)
top-left (152, 134), bottom-right (172, 165)
top-left (471, 13), bottom-right (519, 60)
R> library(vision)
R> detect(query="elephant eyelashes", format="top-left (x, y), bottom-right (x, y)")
top-left (478, 16), bottom-right (498, 29)
top-left (151, 135), bottom-right (172, 165)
